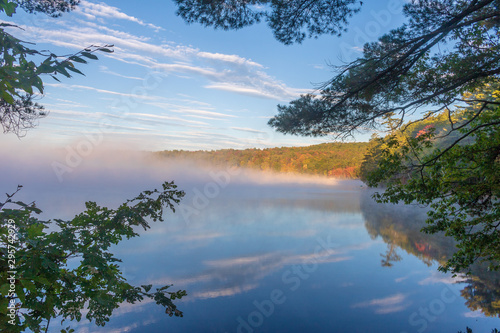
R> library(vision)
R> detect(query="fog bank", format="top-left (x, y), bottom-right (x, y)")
top-left (0, 145), bottom-right (363, 219)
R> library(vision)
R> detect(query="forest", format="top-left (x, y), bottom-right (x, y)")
top-left (156, 142), bottom-right (370, 178)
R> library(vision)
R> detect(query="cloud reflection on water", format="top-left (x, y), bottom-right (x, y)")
top-left (351, 293), bottom-right (411, 314)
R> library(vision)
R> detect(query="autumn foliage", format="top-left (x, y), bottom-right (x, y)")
top-left (157, 142), bottom-right (370, 179)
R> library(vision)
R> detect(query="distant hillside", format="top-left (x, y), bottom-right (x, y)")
top-left (156, 142), bottom-right (370, 178)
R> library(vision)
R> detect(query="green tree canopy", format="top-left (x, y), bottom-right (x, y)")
top-left (14, 0), bottom-right (80, 17)
top-left (174, 0), bottom-right (361, 44)
top-left (267, 0), bottom-right (500, 138)
top-left (0, 0), bottom-right (112, 136)
top-left (1, 182), bottom-right (186, 333)
top-left (361, 83), bottom-right (500, 273)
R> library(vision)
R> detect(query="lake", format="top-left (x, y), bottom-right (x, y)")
top-left (1, 151), bottom-right (499, 332)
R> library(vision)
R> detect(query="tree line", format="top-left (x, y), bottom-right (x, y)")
top-left (157, 142), bottom-right (370, 178)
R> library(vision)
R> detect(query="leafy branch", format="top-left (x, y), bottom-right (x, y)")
top-left (0, 182), bottom-right (186, 333)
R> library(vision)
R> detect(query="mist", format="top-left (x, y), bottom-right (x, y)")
top-left (0, 144), bottom-right (363, 220)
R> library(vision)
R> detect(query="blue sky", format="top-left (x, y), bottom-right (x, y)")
top-left (2, 0), bottom-right (407, 151)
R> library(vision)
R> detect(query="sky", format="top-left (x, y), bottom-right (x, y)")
top-left (1, 0), bottom-right (407, 152)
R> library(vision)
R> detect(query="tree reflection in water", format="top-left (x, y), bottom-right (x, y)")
top-left (360, 189), bottom-right (500, 318)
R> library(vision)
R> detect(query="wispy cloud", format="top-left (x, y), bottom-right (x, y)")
top-left (418, 271), bottom-right (466, 285)
top-left (352, 293), bottom-right (411, 314)
top-left (231, 127), bottom-right (266, 134)
top-left (99, 65), bottom-right (143, 81)
top-left (75, 1), bottom-right (164, 31)
top-left (463, 311), bottom-right (485, 318)
top-left (128, 112), bottom-right (209, 126)
top-left (194, 284), bottom-right (259, 299)
top-left (7, 9), bottom-right (306, 102)
top-left (205, 83), bottom-right (284, 99)
top-left (162, 246), bottom-right (353, 301)
top-left (169, 107), bottom-right (238, 119)
top-left (45, 83), bottom-right (161, 101)
top-left (2, 1), bottom-right (315, 149)
top-left (197, 51), bottom-right (263, 68)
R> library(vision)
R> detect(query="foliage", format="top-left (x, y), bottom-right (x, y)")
top-left (174, 0), bottom-right (361, 44)
top-left (0, 182), bottom-right (187, 333)
top-left (360, 189), bottom-right (500, 319)
top-left (461, 276), bottom-right (500, 318)
top-left (268, 0), bottom-right (500, 139)
top-left (14, 0), bottom-right (80, 17)
top-left (0, 0), bottom-right (113, 136)
top-left (361, 83), bottom-right (500, 274)
top-left (0, 95), bottom-right (46, 136)
top-left (157, 142), bottom-right (369, 178)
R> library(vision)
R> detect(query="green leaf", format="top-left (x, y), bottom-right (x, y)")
top-left (20, 79), bottom-right (34, 94)
top-left (81, 52), bottom-right (98, 60)
top-left (21, 279), bottom-right (37, 293)
top-left (1, 1), bottom-right (17, 16)
top-left (157, 284), bottom-right (172, 292)
top-left (32, 76), bottom-right (44, 94)
top-left (97, 48), bottom-right (113, 53)
top-left (0, 283), bottom-right (10, 296)
top-left (1, 90), bottom-right (14, 104)
top-left (16, 284), bottom-right (25, 303)
top-left (55, 65), bottom-right (71, 78)
top-left (141, 284), bottom-right (152, 292)
top-left (66, 66), bottom-right (85, 76)
top-left (68, 56), bottom-right (87, 64)
top-left (27, 223), bottom-right (45, 238)
top-left (0, 298), bottom-right (8, 314)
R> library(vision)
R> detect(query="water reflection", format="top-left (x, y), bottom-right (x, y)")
top-left (2, 147), bottom-right (499, 332)
top-left (360, 189), bottom-right (500, 319)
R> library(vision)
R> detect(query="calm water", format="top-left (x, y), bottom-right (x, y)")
top-left (1, 152), bottom-right (499, 333)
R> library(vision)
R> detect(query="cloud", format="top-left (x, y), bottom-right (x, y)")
top-left (45, 83), bottom-right (161, 101)
top-left (193, 284), bottom-right (259, 299)
top-left (197, 51), bottom-right (263, 68)
top-left (205, 83), bottom-right (285, 99)
top-left (127, 112), bottom-right (209, 126)
top-left (395, 276), bottom-right (409, 283)
top-left (1, 2), bottom-right (314, 149)
top-left (311, 64), bottom-right (326, 70)
top-left (7, 11), bottom-right (306, 101)
top-left (168, 107), bottom-right (238, 119)
top-left (76, 1), bottom-right (164, 31)
top-left (418, 271), bottom-right (466, 286)
top-left (463, 310), bottom-right (486, 318)
top-left (161, 245), bottom-right (354, 301)
top-left (204, 253), bottom-right (278, 268)
top-left (141, 240), bottom-right (358, 302)
top-left (394, 271), bottom-right (424, 283)
top-left (231, 127), bottom-right (267, 134)
top-left (352, 293), bottom-right (411, 314)
top-left (99, 65), bottom-right (144, 80)
top-left (173, 232), bottom-right (227, 243)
